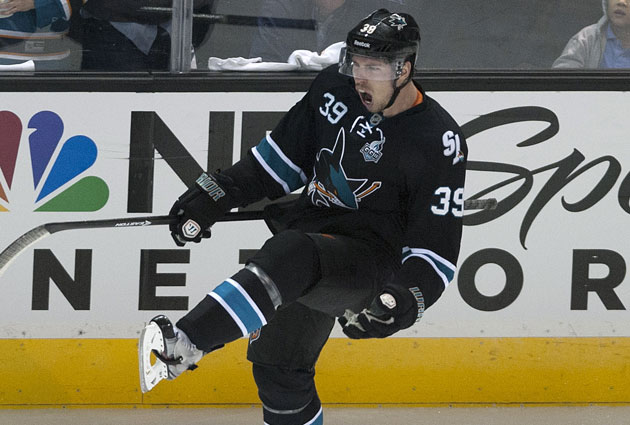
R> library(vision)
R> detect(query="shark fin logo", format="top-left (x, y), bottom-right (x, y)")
top-left (388, 14), bottom-right (407, 31)
top-left (0, 110), bottom-right (109, 212)
top-left (308, 128), bottom-right (381, 209)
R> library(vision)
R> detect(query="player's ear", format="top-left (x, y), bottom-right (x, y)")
top-left (403, 61), bottom-right (412, 77)
top-left (397, 61), bottom-right (412, 86)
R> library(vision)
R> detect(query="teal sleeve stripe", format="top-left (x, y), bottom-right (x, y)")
top-left (402, 247), bottom-right (456, 287)
top-left (252, 136), bottom-right (306, 194)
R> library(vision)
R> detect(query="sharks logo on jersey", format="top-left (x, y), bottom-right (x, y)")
top-left (308, 128), bottom-right (381, 209)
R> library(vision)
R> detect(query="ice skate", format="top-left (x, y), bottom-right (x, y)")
top-left (138, 315), bottom-right (204, 393)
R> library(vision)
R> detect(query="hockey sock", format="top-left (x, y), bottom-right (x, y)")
top-left (262, 395), bottom-right (323, 425)
top-left (176, 268), bottom-right (276, 352)
top-left (253, 363), bottom-right (324, 425)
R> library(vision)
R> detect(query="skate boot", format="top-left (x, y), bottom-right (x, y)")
top-left (138, 315), bottom-right (204, 393)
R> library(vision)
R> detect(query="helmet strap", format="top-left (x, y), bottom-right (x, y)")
top-left (383, 72), bottom-right (412, 112)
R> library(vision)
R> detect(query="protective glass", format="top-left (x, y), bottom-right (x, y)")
top-left (339, 49), bottom-right (403, 81)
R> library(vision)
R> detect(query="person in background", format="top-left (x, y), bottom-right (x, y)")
top-left (553, 0), bottom-right (630, 68)
top-left (79, 0), bottom-right (212, 71)
top-left (250, 0), bottom-right (407, 62)
top-left (0, 0), bottom-right (75, 70)
top-left (139, 9), bottom-right (467, 425)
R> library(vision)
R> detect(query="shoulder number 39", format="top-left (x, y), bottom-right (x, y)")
top-left (319, 92), bottom-right (348, 124)
top-left (431, 187), bottom-right (464, 217)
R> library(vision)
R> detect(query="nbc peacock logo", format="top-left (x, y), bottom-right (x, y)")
top-left (0, 110), bottom-right (109, 212)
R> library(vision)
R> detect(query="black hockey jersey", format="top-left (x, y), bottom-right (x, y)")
top-left (222, 65), bottom-right (467, 309)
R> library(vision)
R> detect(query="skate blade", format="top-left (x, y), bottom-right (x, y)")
top-left (138, 321), bottom-right (168, 393)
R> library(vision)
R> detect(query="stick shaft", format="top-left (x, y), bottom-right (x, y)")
top-left (221, 198), bottom-right (498, 221)
top-left (43, 210), bottom-right (262, 234)
top-left (462, 198), bottom-right (498, 211)
top-left (0, 198), bottom-right (497, 277)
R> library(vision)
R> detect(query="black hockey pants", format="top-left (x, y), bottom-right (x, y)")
top-left (245, 229), bottom-right (397, 425)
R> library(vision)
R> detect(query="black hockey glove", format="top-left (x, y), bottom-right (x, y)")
top-left (169, 172), bottom-right (234, 247)
top-left (338, 285), bottom-right (424, 339)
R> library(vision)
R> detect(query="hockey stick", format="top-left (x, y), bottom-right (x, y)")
top-left (462, 197), bottom-right (497, 211)
top-left (0, 198), bottom-right (496, 278)
top-left (140, 7), bottom-right (317, 29)
top-left (0, 212), bottom-right (252, 278)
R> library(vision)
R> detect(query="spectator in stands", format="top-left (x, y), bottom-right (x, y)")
top-left (0, 0), bottom-right (75, 70)
top-left (79, 0), bottom-right (213, 71)
top-left (250, 0), bottom-right (407, 63)
top-left (553, 0), bottom-right (630, 68)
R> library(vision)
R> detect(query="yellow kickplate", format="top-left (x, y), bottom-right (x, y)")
top-left (1, 337), bottom-right (629, 406)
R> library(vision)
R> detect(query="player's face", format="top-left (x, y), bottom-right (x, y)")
top-left (608, 0), bottom-right (630, 30)
top-left (352, 56), bottom-right (396, 113)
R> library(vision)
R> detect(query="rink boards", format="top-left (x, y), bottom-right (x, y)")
top-left (2, 337), bottom-right (630, 406)
top-left (0, 90), bottom-right (629, 405)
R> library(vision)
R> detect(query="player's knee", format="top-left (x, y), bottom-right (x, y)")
top-left (248, 230), bottom-right (321, 303)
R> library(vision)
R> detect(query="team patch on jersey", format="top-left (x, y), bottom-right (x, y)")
top-left (350, 115), bottom-right (386, 163)
top-left (360, 139), bottom-right (385, 163)
top-left (308, 128), bottom-right (381, 209)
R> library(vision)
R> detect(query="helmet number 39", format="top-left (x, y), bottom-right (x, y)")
top-left (360, 24), bottom-right (377, 34)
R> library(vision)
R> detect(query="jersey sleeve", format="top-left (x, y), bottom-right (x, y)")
top-left (221, 79), bottom-right (321, 205)
top-left (392, 130), bottom-right (468, 311)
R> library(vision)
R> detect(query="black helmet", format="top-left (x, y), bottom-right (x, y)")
top-left (339, 9), bottom-right (420, 80)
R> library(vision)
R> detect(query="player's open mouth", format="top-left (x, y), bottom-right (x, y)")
top-left (359, 91), bottom-right (373, 105)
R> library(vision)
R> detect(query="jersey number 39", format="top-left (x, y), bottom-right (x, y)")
top-left (431, 187), bottom-right (464, 217)
top-left (319, 93), bottom-right (348, 124)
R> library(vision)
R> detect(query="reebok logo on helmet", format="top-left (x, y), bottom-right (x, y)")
top-left (353, 40), bottom-right (371, 48)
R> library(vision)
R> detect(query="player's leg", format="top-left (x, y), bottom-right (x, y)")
top-left (175, 229), bottom-right (322, 349)
top-left (246, 234), bottom-right (397, 424)
top-left (296, 233), bottom-right (398, 316)
top-left (248, 302), bottom-right (334, 425)
top-left (140, 229), bottom-right (396, 390)
top-left (141, 229), bottom-right (324, 389)
top-left (174, 230), bottom-right (395, 353)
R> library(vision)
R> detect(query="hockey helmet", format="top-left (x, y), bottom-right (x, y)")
top-left (339, 9), bottom-right (420, 81)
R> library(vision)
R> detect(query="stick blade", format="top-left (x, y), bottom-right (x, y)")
top-left (0, 225), bottom-right (50, 277)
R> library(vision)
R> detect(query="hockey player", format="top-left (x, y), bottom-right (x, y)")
top-left (139, 9), bottom-right (467, 425)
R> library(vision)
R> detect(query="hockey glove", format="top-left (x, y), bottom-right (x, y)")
top-left (338, 285), bottom-right (424, 339)
top-left (169, 172), bottom-right (233, 246)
